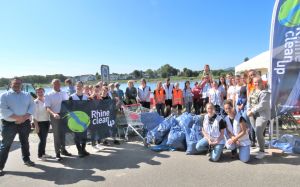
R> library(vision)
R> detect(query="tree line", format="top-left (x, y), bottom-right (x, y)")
top-left (0, 64), bottom-right (235, 87)
top-left (0, 74), bottom-right (67, 87)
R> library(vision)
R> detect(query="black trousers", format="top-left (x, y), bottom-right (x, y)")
top-left (0, 120), bottom-right (31, 170)
top-left (37, 121), bottom-right (50, 157)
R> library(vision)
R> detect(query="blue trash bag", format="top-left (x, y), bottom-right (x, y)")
top-left (150, 138), bottom-right (172, 152)
top-left (271, 134), bottom-right (300, 154)
top-left (293, 138), bottom-right (300, 154)
top-left (166, 125), bottom-right (186, 151)
top-left (141, 112), bottom-right (164, 131)
top-left (147, 116), bottom-right (178, 145)
top-left (193, 115), bottom-right (203, 128)
top-left (185, 123), bottom-right (203, 155)
top-left (176, 112), bottom-right (194, 129)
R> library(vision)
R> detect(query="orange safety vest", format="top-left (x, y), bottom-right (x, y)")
top-left (155, 88), bottom-right (165, 104)
top-left (172, 88), bottom-right (183, 105)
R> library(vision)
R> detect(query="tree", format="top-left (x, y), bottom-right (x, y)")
top-left (182, 68), bottom-right (193, 77)
top-left (145, 69), bottom-right (155, 78)
top-left (95, 72), bottom-right (101, 80)
top-left (132, 70), bottom-right (142, 79)
top-left (157, 64), bottom-right (179, 77)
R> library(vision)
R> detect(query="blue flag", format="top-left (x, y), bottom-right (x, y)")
top-left (270, 0), bottom-right (300, 118)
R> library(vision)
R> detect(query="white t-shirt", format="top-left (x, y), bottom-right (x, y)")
top-left (227, 86), bottom-right (236, 100)
top-left (33, 99), bottom-right (50, 122)
top-left (44, 90), bottom-right (69, 113)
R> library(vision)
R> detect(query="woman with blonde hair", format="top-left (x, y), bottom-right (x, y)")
top-left (125, 80), bottom-right (137, 105)
top-left (196, 103), bottom-right (226, 162)
top-left (153, 81), bottom-right (166, 116)
top-left (247, 76), bottom-right (270, 159)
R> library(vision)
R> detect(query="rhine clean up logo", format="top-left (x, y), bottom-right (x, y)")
top-left (64, 111), bottom-right (90, 132)
top-left (279, 0), bottom-right (300, 27)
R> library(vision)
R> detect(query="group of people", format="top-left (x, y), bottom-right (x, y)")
top-left (0, 65), bottom-right (271, 176)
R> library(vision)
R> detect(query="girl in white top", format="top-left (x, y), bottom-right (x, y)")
top-left (183, 81), bottom-right (193, 113)
top-left (33, 87), bottom-right (51, 160)
top-left (137, 78), bottom-right (151, 109)
top-left (223, 100), bottom-right (250, 163)
top-left (195, 103), bottom-right (226, 162)
top-left (208, 81), bottom-right (224, 114)
top-left (227, 77), bottom-right (236, 104)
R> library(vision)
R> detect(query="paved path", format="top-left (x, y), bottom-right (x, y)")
top-left (0, 133), bottom-right (300, 187)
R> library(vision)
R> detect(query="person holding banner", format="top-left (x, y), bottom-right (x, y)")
top-left (45, 79), bottom-right (72, 161)
top-left (69, 81), bottom-right (90, 158)
top-left (101, 86), bottom-right (120, 145)
top-left (0, 78), bottom-right (35, 176)
top-left (137, 78), bottom-right (151, 109)
top-left (247, 76), bottom-right (271, 159)
top-left (89, 84), bottom-right (104, 151)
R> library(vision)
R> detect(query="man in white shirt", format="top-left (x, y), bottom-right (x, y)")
top-left (45, 79), bottom-right (71, 161)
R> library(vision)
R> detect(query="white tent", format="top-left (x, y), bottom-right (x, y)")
top-left (235, 50), bottom-right (270, 75)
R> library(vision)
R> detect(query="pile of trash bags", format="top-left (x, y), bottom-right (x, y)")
top-left (271, 134), bottom-right (300, 154)
top-left (146, 112), bottom-right (204, 155)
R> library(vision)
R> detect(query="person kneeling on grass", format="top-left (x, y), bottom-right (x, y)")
top-left (223, 100), bottom-right (250, 163)
top-left (195, 103), bottom-right (226, 162)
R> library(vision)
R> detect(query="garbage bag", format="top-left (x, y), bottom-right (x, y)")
top-left (141, 112), bottom-right (164, 131)
top-left (185, 123), bottom-right (203, 155)
top-left (271, 134), bottom-right (300, 154)
top-left (176, 112), bottom-right (194, 129)
top-left (147, 116), bottom-right (178, 145)
top-left (167, 125), bottom-right (186, 151)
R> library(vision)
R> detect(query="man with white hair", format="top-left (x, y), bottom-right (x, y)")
top-left (45, 79), bottom-right (72, 161)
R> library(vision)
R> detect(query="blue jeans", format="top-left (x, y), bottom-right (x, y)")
top-left (196, 138), bottom-right (224, 162)
top-left (0, 120), bottom-right (31, 170)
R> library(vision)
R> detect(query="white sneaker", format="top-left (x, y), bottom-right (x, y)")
top-left (255, 151), bottom-right (266, 159)
top-left (251, 147), bottom-right (260, 153)
top-left (96, 144), bottom-right (105, 150)
top-left (92, 145), bottom-right (100, 152)
top-left (38, 156), bottom-right (47, 161)
top-left (43, 154), bottom-right (52, 158)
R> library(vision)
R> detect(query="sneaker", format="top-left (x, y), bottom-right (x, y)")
top-left (251, 142), bottom-right (256, 147)
top-left (103, 140), bottom-right (110, 146)
top-left (113, 140), bottom-right (120, 145)
top-left (61, 150), bottom-right (72, 156)
top-left (43, 154), bottom-right (53, 158)
top-left (83, 150), bottom-right (90, 156)
top-left (55, 154), bottom-right (63, 161)
top-left (255, 151), bottom-right (266, 159)
top-left (96, 144), bottom-right (105, 150)
top-left (37, 156), bottom-right (47, 161)
top-left (24, 160), bottom-right (35, 167)
top-left (251, 147), bottom-right (260, 153)
top-left (78, 152), bottom-right (84, 158)
top-left (0, 170), bottom-right (4, 177)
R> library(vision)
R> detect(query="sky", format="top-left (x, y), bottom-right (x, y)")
top-left (0, 0), bottom-right (275, 78)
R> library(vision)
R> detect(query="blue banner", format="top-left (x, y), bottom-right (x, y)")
top-left (60, 99), bottom-right (116, 138)
top-left (271, 0), bottom-right (300, 118)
